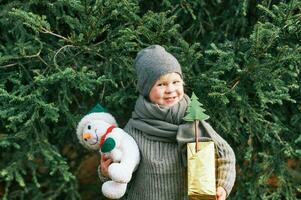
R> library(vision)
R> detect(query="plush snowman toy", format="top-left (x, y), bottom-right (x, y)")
top-left (76, 104), bottom-right (140, 199)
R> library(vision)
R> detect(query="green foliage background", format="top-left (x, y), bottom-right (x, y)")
top-left (0, 0), bottom-right (300, 199)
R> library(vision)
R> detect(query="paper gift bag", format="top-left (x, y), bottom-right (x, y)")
top-left (187, 141), bottom-right (216, 200)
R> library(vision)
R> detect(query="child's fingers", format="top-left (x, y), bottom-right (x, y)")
top-left (101, 155), bottom-right (112, 165)
top-left (100, 155), bottom-right (113, 177)
top-left (104, 158), bottom-right (113, 165)
top-left (216, 187), bottom-right (226, 200)
top-left (101, 154), bottom-right (106, 162)
top-left (101, 154), bottom-right (108, 162)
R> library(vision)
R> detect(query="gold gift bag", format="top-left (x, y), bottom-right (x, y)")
top-left (187, 122), bottom-right (216, 200)
top-left (187, 142), bottom-right (216, 200)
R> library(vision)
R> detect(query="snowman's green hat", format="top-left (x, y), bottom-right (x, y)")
top-left (88, 103), bottom-right (107, 114)
top-left (76, 104), bottom-right (117, 142)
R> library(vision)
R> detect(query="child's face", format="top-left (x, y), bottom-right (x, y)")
top-left (149, 73), bottom-right (184, 107)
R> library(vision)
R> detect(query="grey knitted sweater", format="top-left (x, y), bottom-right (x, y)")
top-left (122, 120), bottom-right (236, 200)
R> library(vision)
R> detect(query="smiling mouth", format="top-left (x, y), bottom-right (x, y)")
top-left (87, 129), bottom-right (99, 145)
top-left (164, 96), bottom-right (177, 101)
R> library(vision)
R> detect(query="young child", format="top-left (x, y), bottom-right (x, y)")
top-left (100, 45), bottom-right (236, 200)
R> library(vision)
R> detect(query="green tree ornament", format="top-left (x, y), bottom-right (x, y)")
top-left (184, 92), bottom-right (210, 152)
top-left (183, 92), bottom-right (210, 122)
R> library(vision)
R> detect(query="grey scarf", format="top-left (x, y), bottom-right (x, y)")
top-left (128, 94), bottom-right (190, 142)
top-left (127, 94), bottom-right (219, 165)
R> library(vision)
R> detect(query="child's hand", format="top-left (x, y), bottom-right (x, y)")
top-left (216, 186), bottom-right (227, 200)
top-left (100, 155), bottom-right (113, 177)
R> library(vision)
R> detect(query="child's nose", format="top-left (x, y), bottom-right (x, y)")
top-left (165, 84), bottom-right (175, 93)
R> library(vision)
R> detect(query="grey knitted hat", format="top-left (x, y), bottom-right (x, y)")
top-left (134, 45), bottom-right (182, 97)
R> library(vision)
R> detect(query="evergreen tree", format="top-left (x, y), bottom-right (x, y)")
top-left (0, 0), bottom-right (300, 199)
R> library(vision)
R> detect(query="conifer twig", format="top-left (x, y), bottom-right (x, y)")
top-left (40, 28), bottom-right (72, 43)
top-left (221, 79), bottom-right (240, 95)
top-left (121, 81), bottom-right (125, 88)
top-left (37, 56), bottom-right (49, 67)
top-left (0, 63), bottom-right (18, 68)
top-left (230, 79), bottom-right (240, 91)
top-left (53, 45), bottom-right (76, 69)
top-left (23, 48), bottom-right (42, 58)
top-left (100, 84), bottom-right (106, 101)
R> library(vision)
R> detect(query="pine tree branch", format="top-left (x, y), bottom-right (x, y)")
top-left (100, 84), bottom-right (106, 101)
top-left (40, 28), bottom-right (72, 43)
top-left (230, 79), bottom-right (240, 91)
top-left (37, 56), bottom-right (49, 68)
top-left (0, 63), bottom-right (18, 68)
top-left (53, 45), bottom-right (76, 68)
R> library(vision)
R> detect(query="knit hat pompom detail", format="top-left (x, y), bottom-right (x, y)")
top-left (134, 45), bottom-right (182, 97)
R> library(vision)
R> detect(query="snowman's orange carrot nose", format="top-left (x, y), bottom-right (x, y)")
top-left (83, 133), bottom-right (92, 139)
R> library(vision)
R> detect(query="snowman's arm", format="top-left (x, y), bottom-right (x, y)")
top-left (119, 133), bottom-right (140, 172)
top-left (110, 148), bottom-right (123, 162)
top-left (108, 128), bottom-right (124, 148)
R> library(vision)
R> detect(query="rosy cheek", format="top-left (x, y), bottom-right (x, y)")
top-left (154, 88), bottom-right (162, 95)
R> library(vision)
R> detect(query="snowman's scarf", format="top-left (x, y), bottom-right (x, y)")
top-left (99, 125), bottom-right (116, 146)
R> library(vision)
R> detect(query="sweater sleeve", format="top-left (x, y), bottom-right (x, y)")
top-left (201, 121), bottom-right (236, 196)
top-left (97, 164), bottom-right (110, 183)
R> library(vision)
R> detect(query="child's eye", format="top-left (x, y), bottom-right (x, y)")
top-left (173, 81), bottom-right (181, 84)
top-left (157, 83), bottom-right (164, 87)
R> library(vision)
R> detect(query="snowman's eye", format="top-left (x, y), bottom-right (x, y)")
top-left (88, 125), bottom-right (91, 130)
